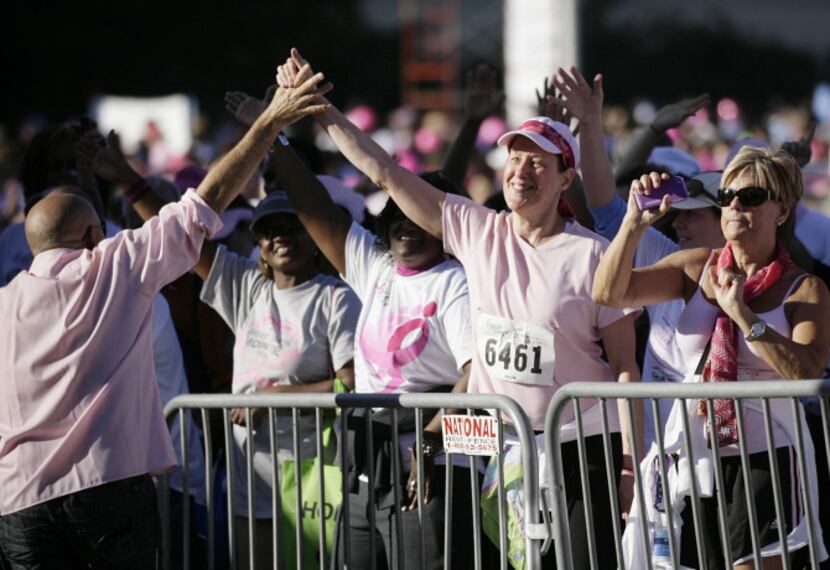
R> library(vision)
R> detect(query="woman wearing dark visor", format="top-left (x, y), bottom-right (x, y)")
top-left (594, 146), bottom-right (829, 568)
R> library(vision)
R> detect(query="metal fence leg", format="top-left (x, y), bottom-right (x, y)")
top-left (791, 397), bottom-right (820, 569)
top-left (224, 409), bottom-right (238, 570)
top-left (292, 408), bottom-right (303, 570)
top-left (339, 410), bottom-right (352, 569)
top-left (391, 409), bottom-right (404, 570)
top-left (246, 409), bottom-right (256, 570)
top-left (734, 399), bottom-right (764, 568)
top-left (599, 398), bottom-right (625, 569)
top-left (703, 399), bottom-right (733, 569)
top-left (573, 400), bottom-right (599, 570)
top-left (624, 398), bottom-right (652, 570)
top-left (495, 411), bottom-right (508, 570)
top-left (468, 409), bottom-right (483, 570)
top-left (414, 408), bottom-right (427, 570)
top-left (201, 409), bottom-right (215, 570)
top-left (650, 399), bottom-right (679, 570)
top-left (180, 409), bottom-right (192, 570)
top-left (442, 411), bottom-right (454, 570)
top-left (678, 399), bottom-right (707, 570)
top-left (365, 409), bottom-right (377, 570)
top-left (759, 398), bottom-right (790, 570)
top-left (315, 409), bottom-right (326, 569)
top-left (268, 409), bottom-right (281, 570)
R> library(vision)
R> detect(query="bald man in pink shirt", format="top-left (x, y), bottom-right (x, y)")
top-left (0, 68), bottom-right (331, 569)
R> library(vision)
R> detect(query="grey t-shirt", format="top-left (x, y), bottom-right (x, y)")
top-left (201, 245), bottom-right (360, 393)
top-left (200, 246), bottom-right (361, 518)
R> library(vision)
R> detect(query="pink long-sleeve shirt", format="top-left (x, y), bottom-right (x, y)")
top-left (0, 190), bottom-right (221, 515)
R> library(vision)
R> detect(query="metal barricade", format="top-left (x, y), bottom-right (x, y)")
top-left (543, 379), bottom-right (830, 570)
top-left (161, 392), bottom-right (546, 570)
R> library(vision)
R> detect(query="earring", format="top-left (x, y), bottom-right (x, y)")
top-left (777, 219), bottom-right (785, 227)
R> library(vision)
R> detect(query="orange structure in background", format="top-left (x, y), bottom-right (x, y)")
top-left (399, 0), bottom-right (462, 110)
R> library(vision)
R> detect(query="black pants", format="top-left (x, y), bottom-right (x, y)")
top-left (333, 466), bottom-right (492, 570)
top-left (541, 433), bottom-right (623, 570)
top-left (680, 448), bottom-right (798, 568)
top-left (0, 474), bottom-right (160, 570)
top-left (806, 410), bottom-right (830, 570)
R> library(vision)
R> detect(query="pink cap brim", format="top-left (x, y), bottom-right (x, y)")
top-left (497, 131), bottom-right (564, 156)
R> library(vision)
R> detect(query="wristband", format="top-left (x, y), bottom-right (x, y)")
top-left (420, 438), bottom-right (440, 459)
top-left (620, 467), bottom-right (635, 477)
top-left (269, 132), bottom-right (290, 155)
top-left (125, 179), bottom-right (150, 204)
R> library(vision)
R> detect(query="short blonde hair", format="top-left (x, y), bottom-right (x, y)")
top-left (721, 146), bottom-right (803, 241)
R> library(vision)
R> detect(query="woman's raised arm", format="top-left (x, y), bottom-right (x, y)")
top-left (280, 48), bottom-right (445, 239)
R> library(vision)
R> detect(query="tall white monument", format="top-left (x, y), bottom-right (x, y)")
top-left (504, 0), bottom-right (579, 126)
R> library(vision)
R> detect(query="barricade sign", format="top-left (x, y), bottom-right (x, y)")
top-left (442, 414), bottom-right (500, 455)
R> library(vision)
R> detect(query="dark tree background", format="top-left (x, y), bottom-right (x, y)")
top-left (580, 0), bottom-right (825, 123)
top-left (1, 0), bottom-right (399, 128)
top-left (2, 0), bottom-right (827, 131)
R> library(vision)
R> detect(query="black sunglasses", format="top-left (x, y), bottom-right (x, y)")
top-left (717, 186), bottom-right (772, 208)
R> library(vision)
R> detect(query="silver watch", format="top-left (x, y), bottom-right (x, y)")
top-left (746, 320), bottom-right (767, 342)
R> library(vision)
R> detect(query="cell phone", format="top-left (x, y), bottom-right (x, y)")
top-left (634, 175), bottom-right (688, 210)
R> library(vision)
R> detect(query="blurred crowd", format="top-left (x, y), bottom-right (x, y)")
top-left (2, 59), bottom-right (830, 569)
top-left (2, 82), bottom-right (829, 239)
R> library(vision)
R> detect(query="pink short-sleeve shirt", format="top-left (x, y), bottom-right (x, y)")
top-left (443, 194), bottom-right (634, 429)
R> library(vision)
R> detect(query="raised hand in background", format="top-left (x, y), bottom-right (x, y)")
top-left (440, 64), bottom-right (504, 190)
top-left (650, 93), bottom-right (711, 133)
top-left (464, 64), bottom-right (504, 120)
top-left (536, 75), bottom-right (579, 135)
top-left (782, 120), bottom-right (817, 168)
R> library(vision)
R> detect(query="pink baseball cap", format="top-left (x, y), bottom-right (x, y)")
top-left (497, 117), bottom-right (580, 168)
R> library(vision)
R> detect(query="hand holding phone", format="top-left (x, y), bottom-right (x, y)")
top-left (634, 175), bottom-right (688, 211)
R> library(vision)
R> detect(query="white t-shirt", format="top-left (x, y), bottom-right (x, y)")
top-left (633, 228), bottom-right (689, 444)
top-left (201, 246), bottom-right (360, 517)
top-left (344, 223), bottom-right (472, 394)
top-left (202, 246), bottom-right (359, 393)
top-left (344, 223), bottom-right (473, 470)
top-left (151, 294), bottom-right (207, 504)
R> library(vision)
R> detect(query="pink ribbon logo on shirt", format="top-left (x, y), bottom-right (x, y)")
top-left (234, 315), bottom-right (301, 388)
top-left (360, 302), bottom-right (438, 392)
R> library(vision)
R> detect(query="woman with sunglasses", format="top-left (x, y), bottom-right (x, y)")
top-left (594, 146), bottom-right (829, 568)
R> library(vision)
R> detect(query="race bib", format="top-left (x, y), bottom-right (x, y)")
top-left (476, 313), bottom-right (555, 385)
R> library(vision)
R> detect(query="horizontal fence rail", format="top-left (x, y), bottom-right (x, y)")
top-left (162, 392), bottom-right (544, 570)
top-left (544, 379), bottom-right (830, 570)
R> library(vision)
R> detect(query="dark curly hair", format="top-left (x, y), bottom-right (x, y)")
top-left (374, 170), bottom-right (462, 251)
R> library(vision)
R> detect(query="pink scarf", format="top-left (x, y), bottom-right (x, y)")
top-left (698, 243), bottom-right (792, 447)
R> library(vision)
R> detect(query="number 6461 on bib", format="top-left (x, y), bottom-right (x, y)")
top-left (476, 313), bottom-right (555, 386)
